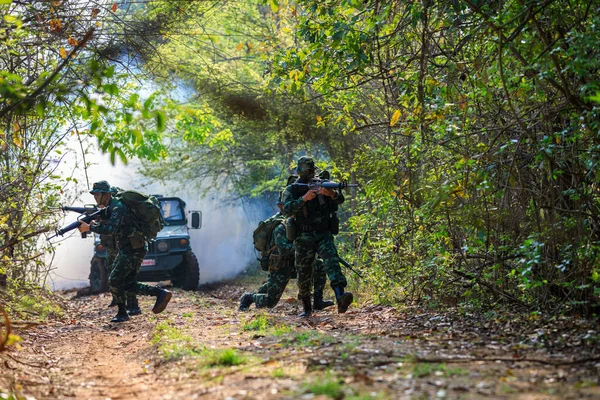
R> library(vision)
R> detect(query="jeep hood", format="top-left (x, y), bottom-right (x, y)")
top-left (157, 225), bottom-right (188, 237)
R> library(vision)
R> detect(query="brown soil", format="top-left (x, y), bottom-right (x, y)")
top-left (1, 275), bottom-right (600, 399)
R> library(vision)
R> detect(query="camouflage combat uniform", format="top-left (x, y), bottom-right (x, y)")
top-left (90, 197), bottom-right (162, 304)
top-left (281, 156), bottom-right (353, 315)
top-left (252, 219), bottom-right (329, 308)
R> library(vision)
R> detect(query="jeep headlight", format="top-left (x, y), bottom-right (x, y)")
top-left (156, 241), bottom-right (169, 252)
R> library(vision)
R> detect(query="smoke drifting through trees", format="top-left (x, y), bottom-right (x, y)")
top-left (49, 145), bottom-right (272, 290)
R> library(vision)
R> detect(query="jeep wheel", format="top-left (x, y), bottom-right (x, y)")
top-left (172, 251), bottom-right (199, 290)
top-left (89, 257), bottom-right (109, 293)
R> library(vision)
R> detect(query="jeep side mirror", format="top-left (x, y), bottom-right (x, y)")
top-left (190, 211), bottom-right (202, 229)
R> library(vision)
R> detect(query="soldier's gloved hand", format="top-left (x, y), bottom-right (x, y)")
top-left (318, 188), bottom-right (335, 197)
top-left (302, 190), bottom-right (318, 202)
top-left (78, 221), bottom-right (91, 233)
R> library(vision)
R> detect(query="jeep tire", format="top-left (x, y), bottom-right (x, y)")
top-left (89, 256), bottom-right (109, 293)
top-left (172, 250), bottom-right (199, 290)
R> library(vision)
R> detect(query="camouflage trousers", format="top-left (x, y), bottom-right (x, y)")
top-left (295, 231), bottom-right (347, 300)
top-left (109, 248), bottom-right (160, 304)
top-left (253, 259), bottom-right (328, 308)
top-left (106, 247), bottom-right (137, 305)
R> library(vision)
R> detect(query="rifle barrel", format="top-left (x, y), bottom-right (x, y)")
top-left (61, 205), bottom-right (98, 214)
top-left (48, 208), bottom-right (106, 240)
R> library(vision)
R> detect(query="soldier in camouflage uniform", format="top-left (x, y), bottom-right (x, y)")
top-left (281, 156), bottom-right (353, 317)
top-left (103, 186), bottom-right (141, 316)
top-left (238, 191), bottom-right (334, 312)
top-left (78, 181), bottom-right (172, 323)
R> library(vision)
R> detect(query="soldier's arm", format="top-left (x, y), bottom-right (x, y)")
top-left (273, 224), bottom-right (294, 257)
top-left (90, 204), bottom-right (123, 235)
top-left (281, 187), bottom-right (305, 216)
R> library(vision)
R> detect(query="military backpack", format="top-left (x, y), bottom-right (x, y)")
top-left (118, 190), bottom-right (165, 240)
top-left (253, 214), bottom-right (284, 271)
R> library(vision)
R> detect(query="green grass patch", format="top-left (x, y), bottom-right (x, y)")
top-left (152, 321), bottom-right (247, 367)
top-left (242, 313), bottom-right (269, 332)
top-left (241, 313), bottom-right (294, 337)
top-left (302, 376), bottom-right (344, 399)
top-left (152, 320), bottom-right (201, 360)
top-left (181, 312), bottom-right (194, 319)
top-left (205, 348), bottom-right (245, 367)
top-left (284, 330), bottom-right (336, 348)
top-left (410, 362), bottom-right (468, 378)
top-left (272, 323), bottom-right (294, 336)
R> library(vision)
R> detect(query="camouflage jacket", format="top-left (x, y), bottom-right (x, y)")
top-left (271, 221), bottom-right (294, 258)
top-left (281, 179), bottom-right (344, 230)
top-left (90, 196), bottom-right (145, 250)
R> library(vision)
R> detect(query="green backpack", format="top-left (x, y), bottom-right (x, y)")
top-left (118, 190), bottom-right (165, 240)
top-left (253, 214), bottom-right (284, 270)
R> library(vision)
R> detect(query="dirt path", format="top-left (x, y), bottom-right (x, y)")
top-left (2, 275), bottom-right (600, 399)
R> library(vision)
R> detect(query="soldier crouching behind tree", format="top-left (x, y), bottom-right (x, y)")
top-left (78, 180), bottom-right (172, 323)
top-left (281, 156), bottom-right (353, 317)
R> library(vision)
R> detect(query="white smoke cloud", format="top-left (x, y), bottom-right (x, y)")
top-left (48, 140), bottom-right (274, 290)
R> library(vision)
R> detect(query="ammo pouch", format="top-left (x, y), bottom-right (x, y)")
top-left (329, 213), bottom-right (340, 235)
top-left (268, 253), bottom-right (292, 273)
top-left (100, 235), bottom-right (116, 248)
top-left (128, 234), bottom-right (145, 249)
top-left (259, 253), bottom-right (270, 271)
top-left (285, 218), bottom-right (297, 242)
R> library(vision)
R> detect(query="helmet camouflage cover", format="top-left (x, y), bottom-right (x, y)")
top-left (89, 180), bottom-right (111, 194)
top-left (296, 156), bottom-right (315, 174)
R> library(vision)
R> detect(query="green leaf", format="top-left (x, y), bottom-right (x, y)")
top-left (155, 111), bottom-right (166, 132)
top-left (586, 93), bottom-right (600, 104)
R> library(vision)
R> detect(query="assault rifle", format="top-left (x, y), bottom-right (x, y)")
top-left (291, 178), bottom-right (359, 191)
top-left (47, 207), bottom-right (109, 240)
top-left (291, 178), bottom-right (359, 206)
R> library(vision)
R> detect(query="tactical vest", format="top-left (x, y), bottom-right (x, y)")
top-left (290, 184), bottom-right (338, 233)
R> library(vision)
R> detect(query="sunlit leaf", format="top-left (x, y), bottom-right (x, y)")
top-left (112, 3), bottom-right (117, 12)
top-left (390, 109), bottom-right (401, 127)
top-left (59, 47), bottom-right (67, 59)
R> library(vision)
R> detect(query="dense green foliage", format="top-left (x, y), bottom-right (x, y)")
top-left (139, 0), bottom-right (600, 312)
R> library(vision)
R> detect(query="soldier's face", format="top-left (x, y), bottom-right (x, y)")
top-left (94, 192), bottom-right (111, 207)
top-left (300, 169), bottom-right (315, 181)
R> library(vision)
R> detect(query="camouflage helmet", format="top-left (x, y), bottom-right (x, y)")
top-left (296, 156), bottom-right (315, 174)
top-left (89, 180), bottom-right (111, 194)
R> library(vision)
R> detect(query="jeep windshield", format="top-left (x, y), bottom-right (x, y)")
top-left (160, 199), bottom-right (185, 226)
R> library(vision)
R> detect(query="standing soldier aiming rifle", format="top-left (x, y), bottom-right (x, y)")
top-left (78, 180), bottom-right (172, 323)
top-left (281, 156), bottom-right (354, 317)
top-left (239, 176), bottom-right (334, 312)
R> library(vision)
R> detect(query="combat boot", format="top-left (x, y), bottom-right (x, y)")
top-left (333, 286), bottom-right (353, 314)
top-left (152, 288), bottom-right (172, 314)
top-left (126, 296), bottom-right (142, 316)
top-left (313, 290), bottom-right (334, 311)
top-left (238, 293), bottom-right (254, 311)
top-left (111, 304), bottom-right (130, 323)
top-left (300, 297), bottom-right (312, 318)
